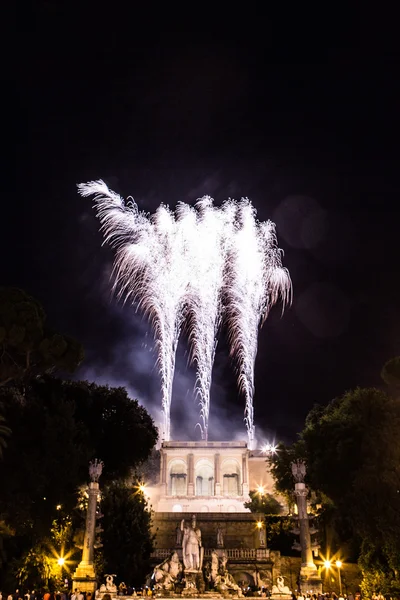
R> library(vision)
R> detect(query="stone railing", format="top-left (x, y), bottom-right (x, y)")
top-left (151, 548), bottom-right (270, 560)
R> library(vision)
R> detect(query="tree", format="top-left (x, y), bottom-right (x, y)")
top-left (381, 356), bottom-right (400, 397)
top-left (100, 481), bottom-right (154, 586)
top-left (0, 408), bottom-right (11, 459)
top-left (300, 388), bottom-right (400, 586)
top-left (0, 377), bottom-right (158, 587)
top-left (244, 490), bottom-right (283, 515)
top-left (0, 287), bottom-right (84, 386)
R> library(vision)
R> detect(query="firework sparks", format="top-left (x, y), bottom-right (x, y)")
top-left (225, 200), bottom-right (291, 447)
top-left (78, 180), bottom-right (291, 445)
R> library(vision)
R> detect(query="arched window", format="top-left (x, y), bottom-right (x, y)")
top-left (221, 459), bottom-right (241, 497)
top-left (168, 459), bottom-right (187, 496)
top-left (195, 459), bottom-right (214, 496)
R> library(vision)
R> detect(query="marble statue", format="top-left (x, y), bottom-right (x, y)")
top-left (214, 552), bottom-right (242, 597)
top-left (219, 550), bottom-right (228, 574)
top-left (153, 552), bottom-right (183, 591)
top-left (217, 525), bottom-right (224, 547)
top-left (89, 459), bottom-right (104, 483)
top-left (181, 515), bottom-right (203, 571)
top-left (259, 526), bottom-right (266, 547)
top-left (98, 575), bottom-right (117, 594)
top-left (210, 551), bottom-right (219, 583)
top-left (271, 576), bottom-right (292, 597)
top-left (291, 460), bottom-right (306, 483)
top-left (175, 523), bottom-right (182, 546)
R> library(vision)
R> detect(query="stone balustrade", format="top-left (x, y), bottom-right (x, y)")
top-left (151, 547), bottom-right (270, 560)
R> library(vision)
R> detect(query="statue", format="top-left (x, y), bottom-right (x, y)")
top-left (219, 550), bottom-right (228, 574)
top-left (101, 575), bottom-right (117, 594)
top-left (181, 515), bottom-right (203, 571)
top-left (175, 523), bottom-right (182, 546)
top-left (291, 460), bottom-right (306, 483)
top-left (89, 459), bottom-right (104, 483)
top-left (153, 552), bottom-right (183, 591)
top-left (216, 525), bottom-right (224, 547)
top-left (259, 526), bottom-right (266, 547)
top-left (271, 576), bottom-right (291, 597)
top-left (210, 551), bottom-right (219, 583)
top-left (214, 552), bottom-right (242, 597)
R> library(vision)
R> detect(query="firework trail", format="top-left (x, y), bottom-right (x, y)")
top-left (78, 180), bottom-right (290, 445)
top-left (78, 181), bottom-right (188, 441)
top-left (225, 200), bottom-right (291, 448)
top-left (184, 197), bottom-right (235, 440)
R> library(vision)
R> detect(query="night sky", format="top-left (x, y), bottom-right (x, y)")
top-left (9, 7), bottom-right (399, 444)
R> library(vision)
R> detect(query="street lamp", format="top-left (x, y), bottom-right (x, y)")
top-left (335, 560), bottom-right (343, 596)
top-left (57, 557), bottom-right (65, 566)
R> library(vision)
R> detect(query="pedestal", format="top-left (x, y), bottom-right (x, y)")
top-left (181, 571), bottom-right (204, 596)
top-left (299, 565), bottom-right (322, 595)
top-left (72, 562), bottom-right (97, 593)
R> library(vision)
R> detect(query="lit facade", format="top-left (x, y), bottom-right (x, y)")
top-left (156, 440), bottom-right (250, 513)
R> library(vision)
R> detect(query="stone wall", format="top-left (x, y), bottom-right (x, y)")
top-left (152, 512), bottom-right (266, 550)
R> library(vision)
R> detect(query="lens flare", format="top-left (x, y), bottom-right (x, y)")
top-left (79, 181), bottom-right (291, 445)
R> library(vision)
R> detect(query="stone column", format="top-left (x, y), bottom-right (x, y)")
top-left (214, 453), bottom-right (221, 495)
top-left (160, 450), bottom-right (167, 495)
top-left (292, 461), bottom-right (322, 594)
top-left (187, 453), bottom-right (194, 496)
top-left (73, 459), bottom-right (103, 593)
top-left (242, 452), bottom-right (249, 496)
top-left (294, 483), bottom-right (314, 568)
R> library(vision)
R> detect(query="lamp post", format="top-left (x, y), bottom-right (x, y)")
top-left (335, 561), bottom-right (343, 596)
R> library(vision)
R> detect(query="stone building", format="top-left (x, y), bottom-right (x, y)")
top-left (150, 440), bottom-right (288, 588)
top-left (151, 440), bottom-right (283, 514)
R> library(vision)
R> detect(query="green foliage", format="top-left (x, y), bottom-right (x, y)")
top-left (381, 356), bottom-right (400, 395)
top-left (13, 545), bottom-right (54, 588)
top-left (266, 516), bottom-right (296, 555)
top-left (244, 490), bottom-right (283, 515)
top-left (300, 387), bottom-right (400, 582)
top-left (270, 374), bottom-right (400, 590)
top-left (268, 441), bottom-right (306, 503)
top-left (0, 377), bottom-right (158, 587)
top-left (0, 408), bottom-right (11, 459)
top-left (0, 287), bottom-right (84, 386)
top-left (100, 481), bottom-right (154, 586)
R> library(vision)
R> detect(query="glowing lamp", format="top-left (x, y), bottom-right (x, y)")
top-left (335, 560), bottom-right (342, 568)
top-left (57, 557), bottom-right (65, 566)
top-left (324, 560), bottom-right (331, 569)
top-left (256, 521), bottom-right (263, 529)
top-left (139, 484), bottom-right (146, 493)
top-left (257, 485), bottom-right (265, 495)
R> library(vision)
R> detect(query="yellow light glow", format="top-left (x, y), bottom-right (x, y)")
top-left (256, 521), bottom-right (263, 529)
top-left (335, 560), bottom-right (342, 568)
top-left (139, 484), bottom-right (146, 493)
top-left (57, 557), bottom-right (65, 566)
top-left (324, 560), bottom-right (331, 569)
top-left (257, 485), bottom-right (265, 495)
top-left (56, 504), bottom-right (62, 510)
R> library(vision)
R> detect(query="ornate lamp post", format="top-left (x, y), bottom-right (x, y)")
top-left (72, 459), bottom-right (104, 593)
top-left (291, 460), bottom-right (322, 594)
top-left (335, 560), bottom-right (343, 596)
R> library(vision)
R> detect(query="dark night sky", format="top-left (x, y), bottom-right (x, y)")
top-left (8, 6), bottom-right (400, 443)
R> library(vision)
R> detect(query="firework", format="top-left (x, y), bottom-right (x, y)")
top-left (78, 180), bottom-right (291, 445)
